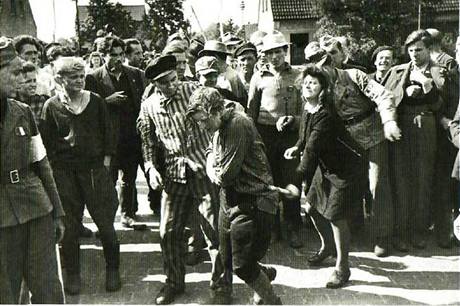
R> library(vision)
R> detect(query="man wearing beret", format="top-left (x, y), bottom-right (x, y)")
top-left (137, 55), bottom-right (229, 305)
top-left (0, 37), bottom-right (65, 303)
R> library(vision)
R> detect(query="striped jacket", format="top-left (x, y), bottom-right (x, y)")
top-left (137, 81), bottom-right (210, 184)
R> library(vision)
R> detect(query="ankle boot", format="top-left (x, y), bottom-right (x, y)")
top-left (65, 273), bottom-right (81, 295)
top-left (106, 268), bottom-right (121, 292)
top-left (248, 270), bottom-right (282, 305)
top-left (253, 266), bottom-right (277, 304)
top-left (103, 242), bottom-right (121, 291)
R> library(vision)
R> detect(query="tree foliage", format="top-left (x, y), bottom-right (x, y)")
top-left (202, 19), bottom-right (242, 41)
top-left (142, 0), bottom-right (190, 51)
top-left (80, 0), bottom-right (138, 44)
top-left (314, 0), bottom-right (441, 66)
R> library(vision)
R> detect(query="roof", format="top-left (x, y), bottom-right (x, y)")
top-left (427, 0), bottom-right (459, 12)
top-left (78, 0), bottom-right (145, 6)
top-left (270, 0), bottom-right (458, 21)
top-left (270, 0), bottom-right (321, 20)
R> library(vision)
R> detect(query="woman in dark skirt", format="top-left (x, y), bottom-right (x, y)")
top-left (284, 64), bottom-right (366, 288)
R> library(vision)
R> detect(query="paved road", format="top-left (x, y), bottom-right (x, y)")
top-left (66, 177), bottom-right (460, 305)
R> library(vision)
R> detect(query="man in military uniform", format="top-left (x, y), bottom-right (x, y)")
top-left (0, 37), bottom-right (65, 304)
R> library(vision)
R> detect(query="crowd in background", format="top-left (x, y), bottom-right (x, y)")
top-left (0, 24), bottom-right (459, 305)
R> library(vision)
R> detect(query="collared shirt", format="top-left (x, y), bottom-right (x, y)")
top-left (210, 110), bottom-right (278, 214)
top-left (247, 62), bottom-right (302, 129)
top-left (25, 94), bottom-right (49, 121)
top-left (137, 81), bottom-right (209, 183)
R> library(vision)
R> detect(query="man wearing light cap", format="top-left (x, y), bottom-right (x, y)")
top-left (199, 40), bottom-right (248, 103)
top-left (0, 37), bottom-right (65, 303)
top-left (222, 32), bottom-right (243, 69)
top-left (163, 40), bottom-right (188, 81)
top-left (195, 55), bottom-right (246, 109)
top-left (138, 55), bottom-right (229, 305)
top-left (247, 31), bottom-right (304, 248)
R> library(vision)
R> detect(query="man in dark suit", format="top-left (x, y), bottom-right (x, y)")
top-left (86, 35), bottom-right (147, 228)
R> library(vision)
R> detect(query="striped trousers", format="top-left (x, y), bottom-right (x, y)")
top-left (160, 170), bottom-right (229, 292)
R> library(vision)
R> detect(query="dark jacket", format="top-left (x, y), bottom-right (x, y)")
top-left (295, 104), bottom-right (366, 189)
top-left (383, 61), bottom-right (445, 110)
top-left (41, 92), bottom-right (115, 169)
top-left (85, 64), bottom-right (146, 155)
top-left (450, 104), bottom-right (460, 180)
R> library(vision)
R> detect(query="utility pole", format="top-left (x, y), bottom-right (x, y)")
top-left (417, 2), bottom-right (422, 30)
top-left (75, 0), bottom-right (81, 55)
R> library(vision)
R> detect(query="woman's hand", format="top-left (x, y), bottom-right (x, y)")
top-left (284, 146), bottom-right (299, 160)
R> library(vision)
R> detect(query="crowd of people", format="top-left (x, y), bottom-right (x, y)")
top-left (0, 25), bottom-right (459, 305)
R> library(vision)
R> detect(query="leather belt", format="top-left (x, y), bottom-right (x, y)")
top-left (1, 167), bottom-right (33, 184)
top-left (343, 108), bottom-right (375, 126)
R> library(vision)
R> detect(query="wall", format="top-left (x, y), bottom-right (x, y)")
top-left (0, 0), bottom-right (37, 38)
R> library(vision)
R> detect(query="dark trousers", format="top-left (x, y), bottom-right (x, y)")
top-left (159, 171), bottom-right (228, 291)
top-left (0, 214), bottom-right (64, 304)
top-left (256, 124), bottom-right (302, 230)
top-left (368, 141), bottom-right (394, 241)
top-left (392, 110), bottom-right (437, 241)
top-left (433, 130), bottom-right (459, 241)
top-left (112, 155), bottom-right (140, 217)
top-left (54, 167), bottom-right (120, 274)
top-left (218, 188), bottom-right (274, 285)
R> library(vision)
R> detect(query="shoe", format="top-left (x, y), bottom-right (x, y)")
top-left (411, 238), bottom-right (427, 249)
top-left (79, 225), bottom-right (93, 238)
top-left (393, 239), bottom-right (409, 252)
top-left (253, 267), bottom-right (277, 304)
top-left (121, 214), bottom-right (136, 228)
top-left (288, 230), bottom-right (303, 249)
top-left (106, 268), bottom-right (121, 292)
top-left (155, 285), bottom-right (184, 305)
top-left (307, 248), bottom-right (336, 266)
top-left (326, 269), bottom-right (350, 289)
top-left (374, 243), bottom-right (390, 257)
top-left (185, 252), bottom-right (203, 266)
top-left (64, 273), bottom-right (81, 295)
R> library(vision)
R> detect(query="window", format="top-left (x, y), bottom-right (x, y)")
top-left (290, 33), bottom-right (309, 65)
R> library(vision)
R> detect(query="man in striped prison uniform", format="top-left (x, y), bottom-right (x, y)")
top-left (137, 55), bottom-right (230, 305)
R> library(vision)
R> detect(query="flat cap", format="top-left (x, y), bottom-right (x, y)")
top-left (234, 42), bottom-right (257, 58)
top-left (145, 55), bottom-right (177, 80)
top-left (195, 56), bottom-right (219, 75)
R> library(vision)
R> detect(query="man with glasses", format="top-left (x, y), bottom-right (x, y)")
top-left (86, 35), bottom-right (147, 229)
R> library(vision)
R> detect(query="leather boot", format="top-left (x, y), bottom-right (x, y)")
top-left (253, 266), bottom-right (277, 304)
top-left (247, 270), bottom-right (282, 305)
top-left (103, 242), bottom-right (121, 291)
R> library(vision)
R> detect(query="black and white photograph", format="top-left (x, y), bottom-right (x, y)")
top-left (0, 0), bottom-right (459, 304)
